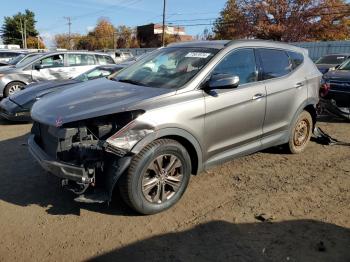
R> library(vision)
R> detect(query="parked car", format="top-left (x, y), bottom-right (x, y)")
top-left (320, 58), bottom-right (350, 120)
top-left (0, 64), bottom-right (125, 122)
top-left (28, 40), bottom-right (321, 214)
top-left (0, 50), bottom-right (27, 64)
top-left (315, 53), bottom-right (350, 74)
top-left (0, 51), bottom-right (115, 98)
top-left (0, 52), bottom-right (44, 67)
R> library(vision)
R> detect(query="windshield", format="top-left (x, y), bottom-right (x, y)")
top-left (8, 54), bottom-right (26, 65)
top-left (113, 47), bottom-right (218, 89)
top-left (338, 59), bottom-right (350, 70)
top-left (16, 54), bottom-right (44, 68)
top-left (316, 55), bottom-right (348, 65)
top-left (74, 67), bottom-right (117, 81)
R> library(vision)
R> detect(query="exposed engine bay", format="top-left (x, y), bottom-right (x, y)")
top-left (30, 110), bottom-right (154, 203)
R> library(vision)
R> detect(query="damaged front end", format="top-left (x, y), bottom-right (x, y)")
top-left (28, 110), bottom-right (156, 203)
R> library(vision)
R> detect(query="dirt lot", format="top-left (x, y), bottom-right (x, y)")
top-left (0, 117), bottom-right (349, 262)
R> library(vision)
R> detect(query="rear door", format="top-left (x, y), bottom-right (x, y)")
top-left (66, 53), bottom-right (97, 78)
top-left (31, 53), bottom-right (67, 81)
top-left (257, 48), bottom-right (308, 147)
top-left (204, 48), bottom-right (266, 165)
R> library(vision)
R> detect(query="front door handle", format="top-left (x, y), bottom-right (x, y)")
top-left (252, 93), bottom-right (265, 100)
top-left (294, 82), bottom-right (304, 88)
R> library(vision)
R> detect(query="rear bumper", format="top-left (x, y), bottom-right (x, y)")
top-left (28, 134), bottom-right (90, 183)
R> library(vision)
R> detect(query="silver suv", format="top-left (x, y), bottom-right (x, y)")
top-left (0, 51), bottom-right (115, 97)
top-left (28, 40), bottom-right (321, 214)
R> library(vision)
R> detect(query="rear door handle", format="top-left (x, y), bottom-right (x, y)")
top-left (252, 93), bottom-right (265, 100)
top-left (294, 82), bottom-right (304, 88)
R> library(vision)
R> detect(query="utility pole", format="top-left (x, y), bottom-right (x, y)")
top-left (161, 0), bottom-right (166, 46)
top-left (113, 31), bottom-right (117, 50)
top-left (20, 18), bottom-right (24, 48)
top-left (24, 20), bottom-right (27, 49)
top-left (64, 16), bottom-right (72, 49)
top-left (37, 35), bottom-right (40, 49)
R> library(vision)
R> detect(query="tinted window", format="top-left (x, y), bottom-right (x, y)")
top-left (287, 51), bottom-right (304, 69)
top-left (97, 55), bottom-right (115, 65)
top-left (68, 54), bottom-right (96, 66)
top-left (213, 49), bottom-right (258, 85)
top-left (39, 54), bottom-right (64, 68)
top-left (259, 49), bottom-right (291, 80)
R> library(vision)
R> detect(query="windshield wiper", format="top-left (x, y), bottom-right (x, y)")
top-left (117, 78), bottom-right (145, 86)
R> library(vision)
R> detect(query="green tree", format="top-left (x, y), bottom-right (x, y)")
top-left (1, 9), bottom-right (39, 46)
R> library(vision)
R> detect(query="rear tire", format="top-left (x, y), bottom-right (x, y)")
top-left (119, 139), bottom-right (191, 215)
top-left (287, 110), bottom-right (313, 154)
top-left (4, 81), bottom-right (25, 97)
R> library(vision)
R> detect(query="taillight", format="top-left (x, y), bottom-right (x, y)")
top-left (320, 79), bottom-right (330, 97)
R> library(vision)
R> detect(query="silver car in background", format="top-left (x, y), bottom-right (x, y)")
top-left (29, 40), bottom-right (321, 214)
top-left (0, 51), bottom-right (115, 97)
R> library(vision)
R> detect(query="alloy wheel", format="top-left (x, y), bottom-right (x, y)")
top-left (141, 154), bottom-right (183, 204)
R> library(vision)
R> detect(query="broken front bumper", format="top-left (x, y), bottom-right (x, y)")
top-left (28, 135), bottom-right (90, 183)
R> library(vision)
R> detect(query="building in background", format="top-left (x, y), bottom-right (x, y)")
top-left (137, 23), bottom-right (193, 47)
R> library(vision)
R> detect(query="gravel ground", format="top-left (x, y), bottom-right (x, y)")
top-left (0, 118), bottom-right (349, 262)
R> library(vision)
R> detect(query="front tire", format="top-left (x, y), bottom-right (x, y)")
top-left (119, 139), bottom-right (191, 215)
top-left (4, 81), bottom-right (25, 97)
top-left (287, 110), bottom-right (313, 154)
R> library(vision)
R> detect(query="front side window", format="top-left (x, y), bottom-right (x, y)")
top-left (113, 47), bottom-right (218, 89)
top-left (212, 48), bottom-right (258, 85)
top-left (259, 49), bottom-right (291, 80)
top-left (40, 54), bottom-right (64, 68)
top-left (68, 54), bottom-right (96, 66)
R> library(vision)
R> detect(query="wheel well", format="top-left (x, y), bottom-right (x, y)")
top-left (304, 104), bottom-right (317, 129)
top-left (162, 135), bottom-right (199, 175)
top-left (4, 81), bottom-right (26, 95)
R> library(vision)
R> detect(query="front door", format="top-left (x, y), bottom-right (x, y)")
top-left (204, 48), bottom-right (266, 166)
top-left (32, 54), bottom-right (67, 81)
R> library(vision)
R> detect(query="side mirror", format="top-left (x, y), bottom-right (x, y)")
top-left (207, 74), bottom-right (240, 89)
top-left (34, 63), bottom-right (43, 70)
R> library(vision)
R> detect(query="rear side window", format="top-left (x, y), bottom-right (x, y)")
top-left (213, 48), bottom-right (258, 85)
top-left (96, 55), bottom-right (115, 65)
top-left (287, 51), bottom-right (304, 69)
top-left (68, 54), bottom-right (96, 66)
top-left (259, 49), bottom-right (291, 80)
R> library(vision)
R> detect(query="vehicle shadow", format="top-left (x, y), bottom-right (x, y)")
top-left (0, 132), bottom-right (137, 216)
top-left (87, 220), bottom-right (350, 262)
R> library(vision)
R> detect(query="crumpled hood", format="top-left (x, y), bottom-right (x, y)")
top-left (324, 70), bottom-right (350, 82)
top-left (31, 78), bottom-right (174, 126)
top-left (10, 79), bottom-right (79, 107)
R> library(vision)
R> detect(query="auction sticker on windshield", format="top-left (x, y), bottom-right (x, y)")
top-left (185, 52), bottom-right (211, 58)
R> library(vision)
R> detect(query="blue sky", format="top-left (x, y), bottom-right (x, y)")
top-left (0, 0), bottom-right (227, 47)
